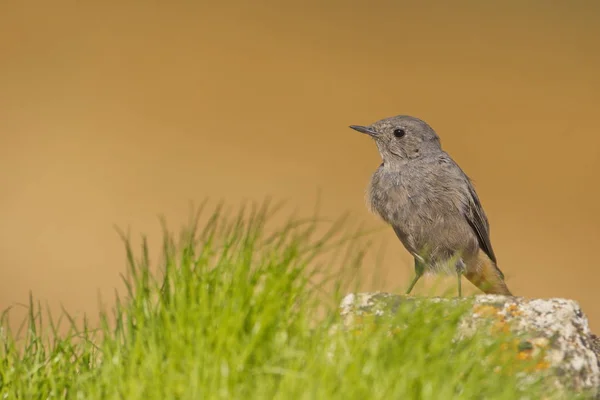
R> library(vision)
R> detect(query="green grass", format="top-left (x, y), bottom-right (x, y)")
top-left (0, 201), bottom-right (582, 399)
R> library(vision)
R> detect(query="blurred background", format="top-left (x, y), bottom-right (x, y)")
top-left (1, 1), bottom-right (599, 330)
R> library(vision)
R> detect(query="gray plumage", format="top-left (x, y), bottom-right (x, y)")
top-left (350, 115), bottom-right (512, 296)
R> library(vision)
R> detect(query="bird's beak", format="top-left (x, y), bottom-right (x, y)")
top-left (349, 125), bottom-right (378, 136)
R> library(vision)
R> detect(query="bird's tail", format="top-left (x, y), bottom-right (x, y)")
top-left (464, 251), bottom-right (513, 296)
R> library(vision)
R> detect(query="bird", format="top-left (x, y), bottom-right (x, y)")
top-left (350, 115), bottom-right (512, 297)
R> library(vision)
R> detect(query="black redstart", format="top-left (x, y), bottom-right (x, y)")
top-left (350, 115), bottom-right (512, 297)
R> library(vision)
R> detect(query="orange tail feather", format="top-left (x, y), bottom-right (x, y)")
top-left (464, 251), bottom-right (513, 296)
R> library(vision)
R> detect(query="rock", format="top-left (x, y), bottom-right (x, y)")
top-left (339, 292), bottom-right (600, 397)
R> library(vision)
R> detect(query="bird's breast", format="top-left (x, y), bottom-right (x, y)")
top-left (367, 164), bottom-right (460, 226)
top-left (367, 167), bottom-right (412, 225)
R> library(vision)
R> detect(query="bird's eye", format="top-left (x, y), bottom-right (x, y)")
top-left (393, 128), bottom-right (406, 138)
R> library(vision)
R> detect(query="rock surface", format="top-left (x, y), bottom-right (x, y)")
top-left (340, 292), bottom-right (600, 397)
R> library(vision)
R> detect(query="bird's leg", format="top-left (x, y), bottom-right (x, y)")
top-left (455, 259), bottom-right (466, 298)
top-left (406, 257), bottom-right (425, 295)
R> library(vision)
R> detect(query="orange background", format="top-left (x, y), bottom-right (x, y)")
top-left (1, 2), bottom-right (599, 330)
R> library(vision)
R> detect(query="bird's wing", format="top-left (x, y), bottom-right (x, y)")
top-left (462, 179), bottom-right (504, 278)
